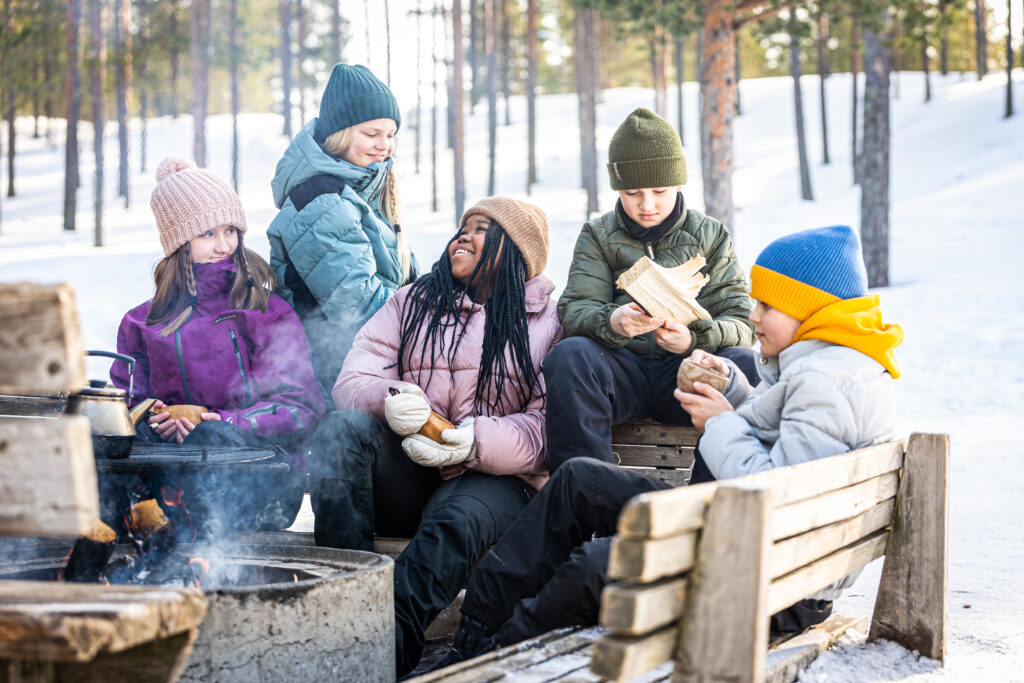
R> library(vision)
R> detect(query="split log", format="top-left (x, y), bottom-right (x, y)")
top-left (0, 283), bottom-right (87, 394)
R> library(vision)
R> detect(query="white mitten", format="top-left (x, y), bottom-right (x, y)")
top-left (384, 385), bottom-right (431, 436)
top-left (402, 418), bottom-right (477, 468)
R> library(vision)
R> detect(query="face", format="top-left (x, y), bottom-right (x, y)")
top-left (618, 186), bottom-right (681, 228)
top-left (341, 118), bottom-right (398, 167)
top-left (189, 224), bottom-right (239, 264)
top-left (749, 300), bottom-right (802, 357)
top-left (448, 214), bottom-right (492, 285)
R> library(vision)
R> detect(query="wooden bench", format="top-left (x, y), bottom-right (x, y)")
top-left (413, 433), bottom-right (949, 682)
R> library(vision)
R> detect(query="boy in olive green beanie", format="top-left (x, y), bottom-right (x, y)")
top-left (545, 107), bottom-right (757, 470)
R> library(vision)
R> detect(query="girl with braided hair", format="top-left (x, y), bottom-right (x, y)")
top-left (268, 63), bottom-right (417, 397)
top-left (308, 197), bottom-right (561, 676)
top-left (109, 157), bottom-right (325, 530)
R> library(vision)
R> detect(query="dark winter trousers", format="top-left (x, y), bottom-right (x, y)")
top-left (308, 410), bottom-right (536, 678)
top-left (459, 458), bottom-right (672, 644)
top-left (543, 337), bottom-right (759, 471)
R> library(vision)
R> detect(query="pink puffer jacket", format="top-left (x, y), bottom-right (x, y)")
top-left (332, 275), bottom-right (562, 489)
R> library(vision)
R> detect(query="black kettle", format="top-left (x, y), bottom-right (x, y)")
top-left (66, 350), bottom-right (137, 459)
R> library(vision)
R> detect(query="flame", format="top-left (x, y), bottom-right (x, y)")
top-left (189, 557), bottom-right (211, 589)
top-left (161, 486), bottom-right (186, 507)
top-left (57, 546), bottom-right (74, 582)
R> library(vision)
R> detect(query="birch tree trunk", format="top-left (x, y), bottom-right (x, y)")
top-left (790, 12), bottom-right (813, 200)
top-left (64, 0), bottom-right (82, 231)
top-left (861, 25), bottom-right (892, 288)
top-left (115, 0), bottom-right (130, 207)
top-left (699, 0), bottom-right (737, 231)
top-left (526, 0), bottom-right (537, 191)
top-left (88, 0), bottom-right (105, 246)
top-left (190, 0), bottom-right (210, 166)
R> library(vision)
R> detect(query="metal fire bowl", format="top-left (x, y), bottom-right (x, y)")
top-left (94, 443), bottom-right (284, 475)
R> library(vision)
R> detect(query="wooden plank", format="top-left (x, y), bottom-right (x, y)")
top-left (0, 416), bottom-right (97, 537)
top-left (607, 531), bottom-right (698, 583)
top-left (764, 615), bottom-right (867, 683)
top-left (674, 485), bottom-right (770, 683)
top-left (767, 530), bottom-right (889, 615)
top-left (771, 473), bottom-right (898, 540)
top-left (590, 625), bottom-right (677, 682)
top-left (615, 445), bottom-right (694, 469)
top-left (617, 442), bottom-right (903, 540)
top-left (0, 283), bottom-right (87, 395)
top-left (611, 420), bottom-right (700, 447)
top-left (600, 577), bottom-right (687, 636)
top-left (0, 581), bottom-right (207, 662)
top-left (373, 536), bottom-right (411, 559)
top-left (869, 433), bottom-right (949, 662)
top-left (628, 468), bottom-right (692, 488)
top-left (770, 500), bottom-right (895, 579)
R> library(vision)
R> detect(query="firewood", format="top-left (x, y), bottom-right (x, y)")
top-left (129, 499), bottom-right (170, 538)
top-left (151, 404), bottom-right (208, 424)
top-left (63, 520), bottom-right (117, 582)
top-left (419, 411), bottom-right (456, 443)
top-left (615, 256), bottom-right (712, 325)
top-left (677, 358), bottom-right (730, 394)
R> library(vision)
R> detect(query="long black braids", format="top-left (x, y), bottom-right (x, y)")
top-left (396, 220), bottom-right (540, 415)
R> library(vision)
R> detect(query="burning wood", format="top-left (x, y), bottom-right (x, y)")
top-left (128, 499), bottom-right (170, 538)
top-left (61, 520), bottom-right (117, 583)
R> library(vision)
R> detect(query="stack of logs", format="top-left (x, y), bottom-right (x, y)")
top-left (0, 283), bottom-right (207, 683)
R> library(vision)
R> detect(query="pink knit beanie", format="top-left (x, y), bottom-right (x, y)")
top-left (150, 157), bottom-right (247, 256)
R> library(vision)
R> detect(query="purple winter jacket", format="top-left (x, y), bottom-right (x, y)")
top-left (110, 259), bottom-right (325, 446)
top-left (333, 275), bottom-right (562, 490)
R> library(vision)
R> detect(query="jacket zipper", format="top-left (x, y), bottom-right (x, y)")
top-left (230, 329), bottom-right (253, 405)
top-left (174, 328), bottom-right (195, 404)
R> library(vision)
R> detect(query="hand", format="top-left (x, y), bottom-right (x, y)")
top-left (688, 349), bottom-right (730, 377)
top-left (609, 303), bottom-right (664, 338)
top-left (652, 320), bottom-right (694, 354)
top-left (401, 418), bottom-right (477, 468)
top-left (385, 385), bottom-right (431, 436)
top-left (674, 384), bottom-right (733, 433)
top-left (176, 412), bottom-right (220, 443)
top-left (147, 407), bottom-right (179, 443)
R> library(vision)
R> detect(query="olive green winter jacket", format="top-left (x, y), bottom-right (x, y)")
top-left (557, 204), bottom-right (756, 359)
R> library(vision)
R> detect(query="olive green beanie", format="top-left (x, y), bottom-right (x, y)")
top-left (606, 108), bottom-right (687, 190)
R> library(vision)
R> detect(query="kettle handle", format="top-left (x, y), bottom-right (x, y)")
top-left (86, 350), bottom-right (136, 402)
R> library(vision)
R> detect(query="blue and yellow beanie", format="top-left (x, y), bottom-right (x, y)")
top-left (314, 63), bottom-right (401, 145)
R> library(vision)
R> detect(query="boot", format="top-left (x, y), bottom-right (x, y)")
top-left (430, 614), bottom-right (498, 671)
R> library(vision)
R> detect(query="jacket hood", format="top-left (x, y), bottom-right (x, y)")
top-left (270, 119), bottom-right (392, 209)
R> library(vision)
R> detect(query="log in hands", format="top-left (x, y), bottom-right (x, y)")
top-left (147, 400), bottom-right (219, 444)
top-left (674, 350), bottom-right (733, 433)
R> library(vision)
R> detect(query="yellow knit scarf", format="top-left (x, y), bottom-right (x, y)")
top-left (791, 294), bottom-right (904, 378)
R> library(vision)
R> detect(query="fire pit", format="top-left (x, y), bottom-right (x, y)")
top-left (0, 541), bottom-right (395, 682)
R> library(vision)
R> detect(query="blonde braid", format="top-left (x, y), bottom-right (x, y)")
top-left (383, 170), bottom-right (412, 282)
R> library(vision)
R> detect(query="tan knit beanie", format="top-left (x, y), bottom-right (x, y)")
top-left (460, 197), bottom-right (549, 280)
top-left (150, 157), bottom-right (247, 256)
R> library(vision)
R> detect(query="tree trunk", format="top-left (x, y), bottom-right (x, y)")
top-left (331, 0), bottom-right (342, 64)
top-left (651, 29), bottom-right (668, 118)
top-left (675, 34), bottom-right (685, 145)
top-left (43, 49), bottom-right (56, 145)
top-left (296, 0), bottom-right (306, 124)
top-left (1006, 0), bottom-right (1013, 118)
top-left (115, 0), bottom-right (131, 207)
top-left (486, 0), bottom-right (497, 195)
top-left (469, 0), bottom-right (480, 113)
top-left (64, 0), bottom-right (82, 231)
top-left (817, 9), bottom-right (830, 165)
top-left (384, 0), bottom-right (392, 85)
top-left (32, 57), bottom-right (40, 139)
top-left (432, 0), bottom-right (440, 210)
top-left (280, 0), bottom-right (293, 137)
top-left (5, 95), bottom-right (14, 199)
top-left (363, 0), bottom-right (372, 66)
top-left (137, 0), bottom-right (148, 173)
top-left (699, 0), bottom-right (737, 231)
top-left (975, 0), bottom-right (987, 79)
top-left (922, 12), bottom-right (932, 103)
top-left (445, 4), bottom-right (455, 150)
top-left (861, 25), bottom-right (891, 288)
top-left (575, 6), bottom-right (598, 217)
top-left (169, 0), bottom-right (180, 117)
top-left (734, 31), bottom-right (741, 116)
top-left (790, 12), bottom-right (813, 200)
top-left (88, 0), bottom-right (105, 246)
top-left (190, 0), bottom-right (210, 166)
top-left (453, 0), bottom-right (466, 222)
top-left (526, 0), bottom-right (537, 192)
top-left (501, 0), bottom-right (511, 126)
top-left (939, 0), bottom-right (949, 75)
top-left (851, 13), bottom-right (861, 185)
top-left (230, 0), bottom-right (241, 190)
top-left (414, 0), bottom-right (423, 175)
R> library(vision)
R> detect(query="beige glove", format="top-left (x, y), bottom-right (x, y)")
top-left (402, 418), bottom-right (477, 468)
top-left (384, 385), bottom-right (431, 436)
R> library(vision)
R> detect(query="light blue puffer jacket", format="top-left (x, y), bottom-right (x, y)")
top-left (267, 119), bottom-right (413, 394)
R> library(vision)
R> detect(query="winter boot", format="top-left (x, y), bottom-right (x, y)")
top-left (430, 615), bottom-right (498, 671)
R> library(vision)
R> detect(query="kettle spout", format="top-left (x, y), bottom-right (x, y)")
top-left (129, 398), bottom-right (158, 427)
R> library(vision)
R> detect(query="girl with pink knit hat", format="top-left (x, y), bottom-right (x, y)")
top-left (107, 157), bottom-right (325, 531)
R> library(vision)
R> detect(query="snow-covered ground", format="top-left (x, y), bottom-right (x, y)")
top-left (2, 70), bottom-right (1022, 681)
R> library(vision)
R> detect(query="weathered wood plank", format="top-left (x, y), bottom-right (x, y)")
top-left (869, 433), bottom-right (949, 662)
top-left (0, 581), bottom-right (207, 662)
top-left (611, 420), bottom-right (700, 447)
top-left (767, 530), bottom-right (889, 615)
top-left (615, 445), bottom-right (694, 469)
top-left (628, 468), bottom-right (692, 488)
top-left (770, 499), bottom-right (894, 579)
top-left (0, 416), bottom-right (97, 537)
top-left (674, 485), bottom-right (770, 683)
top-left (0, 283), bottom-right (87, 395)
top-left (771, 473), bottom-right (898, 540)
top-left (764, 615), bottom-right (868, 683)
top-left (600, 577), bottom-right (687, 636)
top-left (607, 531), bottom-right (698, 583)
top-left (590, 625), bottom-right (677, 682)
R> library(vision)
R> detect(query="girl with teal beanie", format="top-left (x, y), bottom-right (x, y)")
top-left (268, 63), bottom-right (417, 396)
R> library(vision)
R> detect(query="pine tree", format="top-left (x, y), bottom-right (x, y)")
top-left (190, 0), bottom-right (210, 166)
top-left (861, 19), bottom-right (892, 287)
top-left (64, 0), bottom-right (83, 231)
top-left (789, 8), bottom-right (813, 201)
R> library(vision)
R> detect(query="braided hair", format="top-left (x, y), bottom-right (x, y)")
top-left (396, 220), bottom-right (540, 415)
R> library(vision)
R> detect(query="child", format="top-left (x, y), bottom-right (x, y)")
top-left (110, 157), bottom-right (325, 530)
top-left (268, 63), bottom-right (416, 396)
top-left (546, 107), bottom-right (757, 471)
top-left (308, 197), bottom-right (560, 677)
top-left (437, 224), bottom-right (903, 665)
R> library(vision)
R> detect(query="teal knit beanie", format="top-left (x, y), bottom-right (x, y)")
top-left (607, 108), bottom-right (687, 190)
top-left (313, 64), bottom-right (401, 145)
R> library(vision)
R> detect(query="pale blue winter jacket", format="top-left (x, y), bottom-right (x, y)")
top-left (267, 119), bottom-right (414, 395)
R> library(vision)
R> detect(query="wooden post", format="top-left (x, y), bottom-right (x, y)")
top-left (673, 485), bottom-right (770, 683)
top-left (869, 433), bottom-right (949, 661)
top-left (0, 283), bottom-right (87, 394)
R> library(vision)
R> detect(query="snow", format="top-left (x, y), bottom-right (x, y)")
top-left (2, 69), bottom-right (1023, 681)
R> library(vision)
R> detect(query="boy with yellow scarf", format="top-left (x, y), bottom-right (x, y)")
top-left (435, 225), bottom-right (903, 667)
